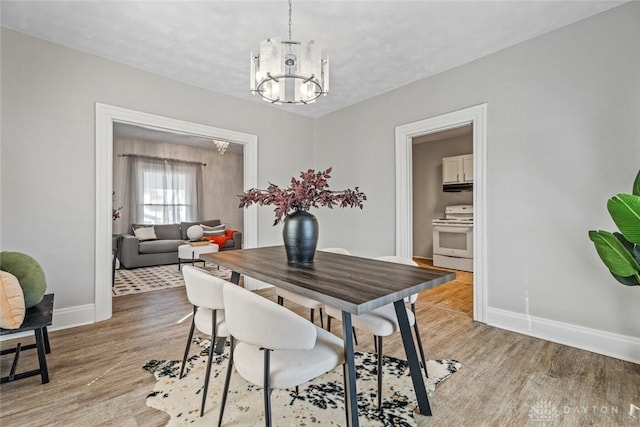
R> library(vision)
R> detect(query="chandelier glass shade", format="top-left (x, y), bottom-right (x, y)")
top-left (250, 1), bottom-right (329, 104)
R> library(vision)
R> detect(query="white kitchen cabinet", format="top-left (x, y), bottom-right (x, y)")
top-left (442, 154), bottom-right (473, 184)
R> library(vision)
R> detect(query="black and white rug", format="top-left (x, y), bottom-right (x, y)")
top-left (113, 264), bottom-right (232, 296)
top-left (143, 337), bottom-right (461, 426)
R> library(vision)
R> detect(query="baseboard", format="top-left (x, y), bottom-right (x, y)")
top-left (0, 303), bottom-right (96, 342)
top-left (486, 307), bottom-right (640, 364)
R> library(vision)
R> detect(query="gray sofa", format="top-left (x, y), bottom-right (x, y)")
top-left (118, 219), bottom-right (242, 269)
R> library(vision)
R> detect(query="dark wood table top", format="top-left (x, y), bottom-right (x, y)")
top-left (202, 246), bottom-right (455, 315)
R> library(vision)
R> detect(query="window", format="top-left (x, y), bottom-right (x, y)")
top-left (134, 158), bottom-right (200, 224)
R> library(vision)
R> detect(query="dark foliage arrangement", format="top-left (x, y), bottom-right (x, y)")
top-left (239, 167), bottom-right (367, 225)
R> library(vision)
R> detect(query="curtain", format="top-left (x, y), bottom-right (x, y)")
top-left (124, 156), bottom-right (202, 231)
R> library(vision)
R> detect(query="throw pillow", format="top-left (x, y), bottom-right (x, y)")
top-left (186, 225), bottom-right (204, 241)
top-left (201, 223), bottom-right (225, 236)
top-left (0, 270), bottom-right (26, 329)
top-left (134, 226), bottom-right (157, 241)
top-left (0, 251), bottom-right (47, 308)
top-left (204, 235), bottom-right (229, 247)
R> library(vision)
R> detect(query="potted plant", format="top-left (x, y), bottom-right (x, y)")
top-left (588, 170), bottom-right (640, 286)
top-left (239, 167), bottom-right (366, 264)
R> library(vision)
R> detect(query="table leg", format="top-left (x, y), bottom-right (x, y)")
top-left (230, 271), bottom-right (241, 285)
top-left (341, 311), bottom-right (359, 427)
top-left (393, 300), bottom-right (431, 416)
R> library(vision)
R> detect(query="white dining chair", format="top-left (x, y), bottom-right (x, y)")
top-left (324, 255), bottom-right (429, 414)
top-left (275, 247), bottom-right (351, 328)
top-left (179, 266), bottom-right (230, 417)
top-left (217, 283), bottom-right (346, 427)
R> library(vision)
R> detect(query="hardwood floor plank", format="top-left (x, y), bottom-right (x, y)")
top-left (1, 282), bottom-right (638, 426)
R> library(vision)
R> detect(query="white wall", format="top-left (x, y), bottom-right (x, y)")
top-left (315, 3), bottom-right (640, 352)
top-left (1, 28), bottom-right (314, 313)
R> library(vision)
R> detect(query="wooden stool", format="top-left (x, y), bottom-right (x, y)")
top-left (0, 293), bottom-right (54, 384)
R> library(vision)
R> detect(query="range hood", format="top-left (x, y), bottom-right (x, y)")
top-left (443, 182), bottom-right (473, 192)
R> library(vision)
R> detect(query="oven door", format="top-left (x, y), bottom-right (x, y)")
top-left (433, 225), bottom-right (473, 258)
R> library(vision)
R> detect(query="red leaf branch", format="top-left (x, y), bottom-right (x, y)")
top-left (239, 167), bottom-right (367, 225)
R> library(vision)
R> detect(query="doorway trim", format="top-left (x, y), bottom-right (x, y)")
top-left (395, 103), bottom-right (487, 322)
top-left (95, 103), bottom-right (258, 322)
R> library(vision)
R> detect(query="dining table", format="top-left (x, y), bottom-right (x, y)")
top-left (201, 245), bottom-right (455, 427)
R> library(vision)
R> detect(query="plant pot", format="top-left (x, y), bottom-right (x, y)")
top-left (282, 209), bottom-right (318, 265)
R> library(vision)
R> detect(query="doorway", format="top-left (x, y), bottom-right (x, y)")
top-left (395, 104), bottom-right (487, 322)
top-left (412, 125), bottom-right (474, 316)
top-left (95, 103), bottom-right (258, 322)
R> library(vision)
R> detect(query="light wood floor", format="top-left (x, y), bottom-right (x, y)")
top-left (1, 278), bottom-right (639, 426)
top-left (414, 258), bottom-right (473, 318)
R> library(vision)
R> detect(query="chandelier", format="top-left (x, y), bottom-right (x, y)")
top-left (213, 139), bottom-right (229, 155)
top-left (250, 0), bottom-right (329, 104)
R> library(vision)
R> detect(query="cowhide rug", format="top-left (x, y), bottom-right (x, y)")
top-left (143, 337), bottom-right (460, 426)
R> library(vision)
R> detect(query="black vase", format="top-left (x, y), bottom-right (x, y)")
top-left (282, 209), bottom-right (318, 265)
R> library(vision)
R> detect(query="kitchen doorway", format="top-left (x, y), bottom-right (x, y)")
top-left (412, 125), bottom-right (474, 317)
top-left (395, 103), bottom-right (487, 322)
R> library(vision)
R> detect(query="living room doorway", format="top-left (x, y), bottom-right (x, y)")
top-left (95, 103), bottom-right (258, 322)
top-left (111, 123), bottom-right (244, 298)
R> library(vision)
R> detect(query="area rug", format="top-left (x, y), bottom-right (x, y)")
top-left (143, 337), bottom-right (461, 426)
top-left (113, 264), bottom-right (232, 296)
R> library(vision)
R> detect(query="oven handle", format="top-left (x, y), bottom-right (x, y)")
top-left (433, 225), bottom-right (473, 233)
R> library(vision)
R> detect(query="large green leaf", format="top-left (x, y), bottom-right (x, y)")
top-left (612, 272), bottom-right (640, 286)
top-left (607, 193), bottom-right (640, 244)
top-left (589, 230), bottom-right (640, 278)
top-left (633, 170), bottom-right (640, 196)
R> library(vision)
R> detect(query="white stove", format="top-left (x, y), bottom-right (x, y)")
top-left (432, 205), bottom-right (474, 272)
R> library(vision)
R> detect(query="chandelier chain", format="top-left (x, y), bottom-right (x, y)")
top-left (288, 0), bottom-right (292, 41)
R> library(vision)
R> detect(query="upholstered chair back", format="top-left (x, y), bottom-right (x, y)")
top-left (223, 283), bottom-right (317, 351)
top-left (318, 247), bottom-right (351, 255)
top-left (182, 266), bottom-right (226, 311)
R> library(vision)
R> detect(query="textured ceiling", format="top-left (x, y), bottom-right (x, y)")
top-left (1, 1), bottom-right (625, 118)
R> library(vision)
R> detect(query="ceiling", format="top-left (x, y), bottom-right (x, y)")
top-left (1, 1), bottom-right (624, 119)
top-left (113, 122), bottom-right (244, 154)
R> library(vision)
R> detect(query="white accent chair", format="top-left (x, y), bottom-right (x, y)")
top-left (324, 255), bottom-right (429, 414)
top-left (275, 247), bottom-right (351, 328)
top-left (218, 283), bottom-right (346, 427)
top-left (179, 266), bottom-right (229, 417)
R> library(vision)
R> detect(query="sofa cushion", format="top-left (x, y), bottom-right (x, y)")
top-left (180, 219), bottom-right (221, 240)
top-left (153, 224), bottom-right (182, 240)
top-left (202, 223), bottom-right (225, 236)
top-left (133, 226), bottom-right (157, 241)
top-left (139, 239), bottom-right (185, 254)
